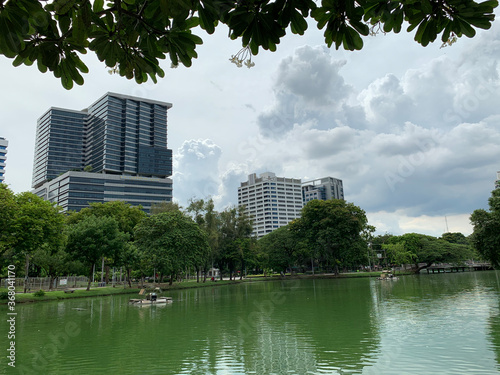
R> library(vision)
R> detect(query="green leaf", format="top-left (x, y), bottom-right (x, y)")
top-left (93, 0), bottom-right (104, 12)
top-left (290, 10), bottom-right (308, 35)
top-left (53, 0), bottom-right (76, 15)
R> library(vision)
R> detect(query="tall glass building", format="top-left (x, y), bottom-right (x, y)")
top-left (32, 93), bottom-right (173, 212)
top-left (0, 137), bottom-right (8, 183)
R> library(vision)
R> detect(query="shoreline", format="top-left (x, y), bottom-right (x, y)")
top-left (1, 271), bottom-right (406, 305)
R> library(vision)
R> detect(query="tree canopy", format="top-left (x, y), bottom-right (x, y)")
top-left (0, 0), bottom-right (497, 88)
top-left (470, 189), bottom-right (500, 267)
top-left (66, 215), bottom-right (129, 290)
top-left (0, 185), bottom-right (65, 292)
top-left (386, 232), bottom-right (473, 272)
top-left (290, 199), bottom-right (369, 273)
top-left (134, 210), bottom-right (210, 284)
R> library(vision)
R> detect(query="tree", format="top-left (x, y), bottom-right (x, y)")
top-left (186, 198), bottom-right (221, 282)
top-left (257, 225), bottom-right (307, 274)
top-left (66, 215), bottom-right (129, 290)
top-left (217, 205), bottom-right (253, 280)
top-left (0, 0), bottom-right (496, 89)
top-left (67, 201), bottom-right (146, 235)
top-left (470, 189), bottom-right (500, 267)
top-left (67, 201), bottom-right (146, 284)
top-left (31, 245), bottom-right (69, 290)
top-left (291, 199), bottom-right (369, 274)
top-left (387, 232), bottom-right (473, 273)
top-left (134, 211), bottom-right (210, 285)
top-left (382, 242), bottom-right (416, 271)
top-left (0, 187), bottom-right (65, 292)
top-left (150, 201), bottom-right (183, 215)
top-left (440, 232), bottom-right (470, 245)
top-left (0, 185), bottom-right (17, 258)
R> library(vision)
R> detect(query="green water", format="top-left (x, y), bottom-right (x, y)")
top-left (2, 271), bottom-right (500, 374)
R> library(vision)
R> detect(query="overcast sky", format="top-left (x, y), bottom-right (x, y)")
top-left (1, 16), bottom-right (499, 238)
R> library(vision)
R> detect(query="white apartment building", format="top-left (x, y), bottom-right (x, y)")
top-left (0, 137), bottom-right (8, 183)
top-left (238, 172), bottom-right (303, 238)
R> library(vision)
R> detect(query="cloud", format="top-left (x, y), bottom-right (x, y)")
top-left (256, 45), bottom-right (363, 138)
top-left (173, 139), bottom-right (222, 206)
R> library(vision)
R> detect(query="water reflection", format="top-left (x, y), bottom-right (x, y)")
top-left (369, 272), bottom-right (500, 374)
top-left (2, 273), bottom-right (500, 374)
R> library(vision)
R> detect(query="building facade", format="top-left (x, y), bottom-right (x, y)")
top-left (496, 171), bottom-right (500, 190)
top-left (302, 177), bottom-right (344, 204)
top-left (32, 93), bottom-right (173, 212)
top-left (0, 137), bottom-right (7, 183)
top-left (238, 172), bottom-right (303, 238)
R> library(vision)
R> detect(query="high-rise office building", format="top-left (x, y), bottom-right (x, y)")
top-left (0, 137), bottom-right (8, 183)
top-left (302, 177), bottom-right (344, 204)
top-left (238, 172), bottom-right (303, 238)
top-left (32, 93), bottom-right (173, 212)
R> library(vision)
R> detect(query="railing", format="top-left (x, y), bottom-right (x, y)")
top-left (1, 277), bottom-right (89, 292)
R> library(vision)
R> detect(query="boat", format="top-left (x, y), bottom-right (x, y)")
top-left (129, 297), bottom-right (173, 305)
top-left (129, 292), bottom-right (172, 305)
top-left (377, 271), bottom-right (398, 280)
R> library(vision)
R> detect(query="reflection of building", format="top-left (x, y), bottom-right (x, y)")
top-left (0, 137), bottom-right (7, 183)
top-left (496, 171), bottom-right (500, 190)
top-left (238, 172), bottom-right (303, 238)
top-left (302, 176), bottom-right (344, 204)
top-left (32, 93), bottom-right (173, 212)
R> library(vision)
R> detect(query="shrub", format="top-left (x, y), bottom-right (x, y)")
top-left (34, 289), bottom-right (45, 297)
top-left (0, 291), bottom-right (8, 300)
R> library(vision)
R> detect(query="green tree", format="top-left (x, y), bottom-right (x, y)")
top-left (388, 232), bottom-right (473, 273)
top-left (382, 242), bottom-right (416, 271)
top-left (134, 211), bottom-right (210, 285)
top-left (67, 201), bottom-right (146, 235)
top-left (291, 199), bottom-right (369, 274)
top-left (257, 225), bottom-right (306, 274)
top-left (440, 232), bottom-right (470, 245)
top-left (470, 189), bottom-right (500, 267)
top-left (150, 201), bottom-right (183, 215)
top-left (0, 185), bottom-right (17, 258)
top-left (0, 0), bottom-right (496, 89)
top-left (0, 188), bottom-right (65, 292)
top-left (186, 198), bottom-right (221, 282)
top-left (67, 201), bottom-right (146, 284)
top-left (217, 205), bottom-right (253, 280)
top-left (66, 215), bottom-right (129, 290)
top-left (31, 245), bottom-right (69, 290)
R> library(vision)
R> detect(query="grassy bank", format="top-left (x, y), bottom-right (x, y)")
top-left (1, 286), bottom-right (141, 304)
top-left (0, 279), bottom-right (246, 304)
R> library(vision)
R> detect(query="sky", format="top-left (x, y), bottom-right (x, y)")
top-left (1, 16), bottom-right (500, 238)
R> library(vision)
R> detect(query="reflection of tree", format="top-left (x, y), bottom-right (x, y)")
top-left (488, 308), bottom-right (500, 371)
top-left (486, 272), bottom-right (500, 372)
top-left (288, 279), bottom-right (381, 372)
top-left (11, 279), bottom-right (380, 374)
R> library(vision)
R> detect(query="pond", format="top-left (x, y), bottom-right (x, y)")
top-left (1, 271), bottom-right (500, 374)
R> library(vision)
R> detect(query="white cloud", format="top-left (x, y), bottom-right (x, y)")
top-left (2, 17), bottom-right (500, 238)
top-left (173, 139), bottom-right (222, 207)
